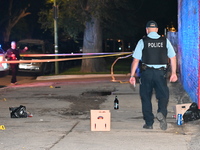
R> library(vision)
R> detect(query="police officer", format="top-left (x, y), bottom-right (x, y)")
top-left (6, 41), bottom-right (28, 85)
top-left (129, 20), bottom-right (178, 130)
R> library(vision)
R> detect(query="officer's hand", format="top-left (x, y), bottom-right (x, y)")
top-left (129, 77), bottom-right (136, 86)
top-left (170, 74), bottom-right (178, 82)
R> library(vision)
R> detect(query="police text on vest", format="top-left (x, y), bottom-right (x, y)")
top-left (148, 42), bottom-right (163, 48)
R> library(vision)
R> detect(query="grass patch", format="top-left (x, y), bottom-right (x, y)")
top-left (57, 57), bottom-right (132, 75)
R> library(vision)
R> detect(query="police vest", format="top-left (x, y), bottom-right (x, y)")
top-left (142, 36), bottom-right (168, 65)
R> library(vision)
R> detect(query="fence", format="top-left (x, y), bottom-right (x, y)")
top-left (178, 0), bottom-right (200, 108)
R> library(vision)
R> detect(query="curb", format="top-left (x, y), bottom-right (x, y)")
top-left (36, 74), bottom-right (130, 80)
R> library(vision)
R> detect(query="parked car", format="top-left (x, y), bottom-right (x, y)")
top-left (17, 39), bottom-right (54, 75)
top-left (0, 45), bottom-right (9, 77)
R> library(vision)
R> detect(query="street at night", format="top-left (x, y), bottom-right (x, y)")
top-left (1, 0), bottom-right (200, 150)
top-left (0, 75), bottom-right (199, 150)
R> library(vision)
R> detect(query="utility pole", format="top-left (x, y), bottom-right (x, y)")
top-left (53, 0), bottom-right (59, 74)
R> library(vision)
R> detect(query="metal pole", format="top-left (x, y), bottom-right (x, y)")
top-left (54, 0), bottom-right (59, 74)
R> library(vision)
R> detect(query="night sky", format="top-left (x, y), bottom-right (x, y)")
top-left (133, 0), bottom-right (178, 36)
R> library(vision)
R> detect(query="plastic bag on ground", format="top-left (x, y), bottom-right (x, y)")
top-left (183, 102), bottom-right (200, 122)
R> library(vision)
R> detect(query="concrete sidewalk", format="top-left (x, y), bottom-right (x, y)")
top-left (0, 76), bottom-right (199, 150)
top-left (50, 82), bottom-right (198, 150)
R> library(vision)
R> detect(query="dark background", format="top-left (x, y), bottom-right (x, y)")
top-left (0, 0), bottom-right (178, 52)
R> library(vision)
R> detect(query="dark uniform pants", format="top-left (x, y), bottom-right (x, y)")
top-left (140, 68), bottom-right (169, 126)
top-left (10, 64), bottom-right (19, 83)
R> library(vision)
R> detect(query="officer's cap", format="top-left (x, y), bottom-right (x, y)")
top-left (146, 20), bottom-right (158, 28)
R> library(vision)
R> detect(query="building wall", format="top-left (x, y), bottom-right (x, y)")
top-left (178, 0), bottom-right (199, 106)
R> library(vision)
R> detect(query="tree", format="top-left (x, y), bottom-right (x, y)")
top-left (0, 0), bottom-right (31, 44)
top-left (80, 0), bottom-right (138, 71)
top-left (79, 0), bottom-right (106, 72)
top-left (39, 0), bottom-right (134, 72)
top-left (81, 15), bottom-right (105, 72)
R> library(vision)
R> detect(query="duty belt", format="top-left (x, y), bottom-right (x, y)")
top-left (141, 64), bottom-right (167, 71)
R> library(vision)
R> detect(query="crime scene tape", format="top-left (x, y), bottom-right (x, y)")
top-left (1, 52), bottom-right (132, 64)
top-left (20, 52), bottom-right (128, 57)
top-left (110, 54), bottom-right (132, 83)
top-left (1, 52), bottom-right (133, 84)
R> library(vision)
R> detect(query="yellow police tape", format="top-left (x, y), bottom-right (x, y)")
top-left (0, 125), bottom-right (5, 130)
top-left (20, 52), bottom-right (126, 57)
top-left (1, 52), bottom-right (132, 64)
top-left (110, 53), bottom-right (132, 83)
top-left (1, 52), bottom-right (133, 84)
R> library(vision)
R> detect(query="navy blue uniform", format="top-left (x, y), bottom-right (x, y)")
top-left (133, 32), bottom-right (176, 127)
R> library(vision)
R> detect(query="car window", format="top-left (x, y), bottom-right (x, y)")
top-left (19, 43), bottom-right (43, 54)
